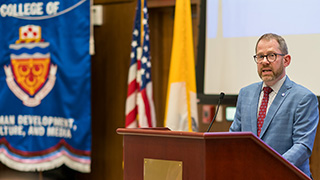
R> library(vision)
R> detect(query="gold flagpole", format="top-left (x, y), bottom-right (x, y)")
top-left (140, 0), bottom-right (144, 45)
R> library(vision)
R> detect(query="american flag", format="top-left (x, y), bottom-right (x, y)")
top-left (125, 0), bottom-right (156, 128)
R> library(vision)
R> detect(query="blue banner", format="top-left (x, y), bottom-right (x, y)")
top-left (0, 0), bottom-right (91, 172)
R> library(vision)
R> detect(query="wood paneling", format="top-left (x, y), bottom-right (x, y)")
top-left (94, 0), bottom-right (133, 5)
top-left (87, 1), bottom-right (137, 179)
top-left (149, 6), bottom-right (174, 127)
top-left (310, 113), bottom-right (320, 179)
top-left (148, 0), bottom-right (199, 8)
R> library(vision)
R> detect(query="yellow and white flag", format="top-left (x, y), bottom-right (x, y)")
top-left (164, 0), bottom-right (198, 131)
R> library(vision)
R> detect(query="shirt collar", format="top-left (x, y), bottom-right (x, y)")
top-left (262, 75), bottom-right (286, 94)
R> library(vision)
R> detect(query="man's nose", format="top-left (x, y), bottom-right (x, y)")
top-left (261, 56), bottom-right (269, 64)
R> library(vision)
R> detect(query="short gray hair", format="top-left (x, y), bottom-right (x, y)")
top-left (255, 33), bottom-right (288, 54)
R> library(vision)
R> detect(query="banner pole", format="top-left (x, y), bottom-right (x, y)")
top-left (39, 171), bottom-right (43, 180)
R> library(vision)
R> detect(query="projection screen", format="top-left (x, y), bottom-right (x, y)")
top-left (204, 0), bottom-right (320, 96)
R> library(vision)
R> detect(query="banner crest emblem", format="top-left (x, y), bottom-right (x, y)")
top-left (4, 25), bottom-right (57, 107)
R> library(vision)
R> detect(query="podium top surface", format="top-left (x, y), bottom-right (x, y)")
top-left (117, 127), bottom-right (257, 139)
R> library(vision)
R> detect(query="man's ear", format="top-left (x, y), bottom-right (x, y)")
top-left (283, 54), bottom-right (291, 67)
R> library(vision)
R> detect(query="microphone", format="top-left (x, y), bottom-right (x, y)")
top-left (206, 92), bottom-right (225, 132)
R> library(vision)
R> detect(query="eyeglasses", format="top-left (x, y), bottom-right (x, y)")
top-left (253, 53), bottom-right (286, 64)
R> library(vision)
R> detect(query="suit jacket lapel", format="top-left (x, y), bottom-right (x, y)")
top-left (260, 77), bottom-right (293, 138)
top-left (251, 83), bottom-right (263, 136)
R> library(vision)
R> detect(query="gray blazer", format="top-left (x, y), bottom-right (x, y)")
top-left (230, 76), bottom-right (319, 177)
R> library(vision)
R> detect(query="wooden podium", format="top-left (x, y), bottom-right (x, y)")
top-left (117, 128), bottom-right (310, 180)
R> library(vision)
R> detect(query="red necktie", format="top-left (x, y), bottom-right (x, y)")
top-left (257, 87), bottom-right (273, 137)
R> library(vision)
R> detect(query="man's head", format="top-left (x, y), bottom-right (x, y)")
top-left (254, 33), bottom-right (291, 86)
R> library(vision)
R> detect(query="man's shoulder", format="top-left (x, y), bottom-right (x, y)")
top-left (288, 80), bottom-right (316, 96)
top-left (281, 79), bottom-right (318, 105)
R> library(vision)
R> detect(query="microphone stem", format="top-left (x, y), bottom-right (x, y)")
top-left (206, 99), bottom-right (221, 132)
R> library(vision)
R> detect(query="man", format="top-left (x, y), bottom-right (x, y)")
top-left (229, 33), bottom-right (319, 178)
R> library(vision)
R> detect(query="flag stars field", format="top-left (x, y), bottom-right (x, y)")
top-left (131, 40), bottom-right (138, 48)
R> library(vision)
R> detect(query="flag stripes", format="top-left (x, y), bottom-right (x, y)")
top-left (125, 0), bottom-right (156, 128)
